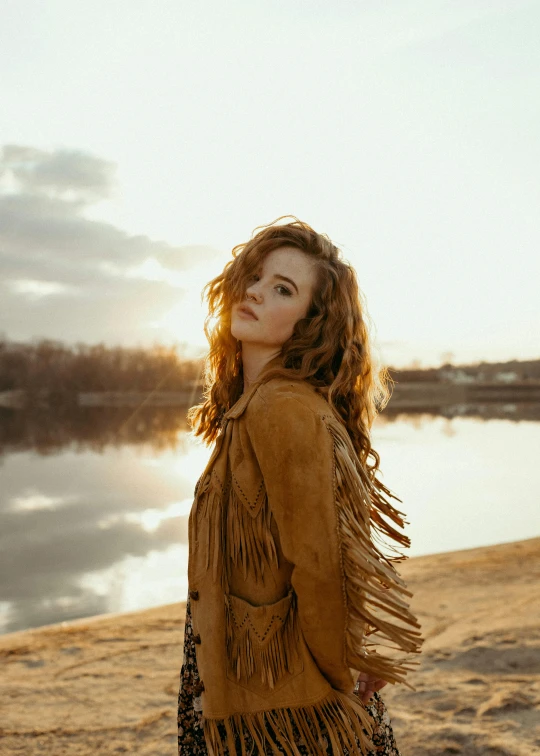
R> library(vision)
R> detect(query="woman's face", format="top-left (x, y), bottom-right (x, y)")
top-left (231, 246), bottom-right (318, 349)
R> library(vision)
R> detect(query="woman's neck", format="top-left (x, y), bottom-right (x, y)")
top-left (241, 347), bottom-right (282, 394)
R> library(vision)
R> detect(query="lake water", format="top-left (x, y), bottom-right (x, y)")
top-left (1, 409), bottom-right (539, 636)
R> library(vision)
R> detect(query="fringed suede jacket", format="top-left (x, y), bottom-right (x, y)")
top-left (188, 357), bottom-right (423, 755)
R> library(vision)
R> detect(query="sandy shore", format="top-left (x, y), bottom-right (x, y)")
top-left (1, 537), bottom-right (539, 755)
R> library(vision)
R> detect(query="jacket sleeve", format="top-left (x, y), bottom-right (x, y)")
top-left (245, 386), bottom-right (358, 693)
top-left (245, 383), bottom-right (424, 694)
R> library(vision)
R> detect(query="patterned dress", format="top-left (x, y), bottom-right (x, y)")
top-left (177, 591), bottom-right (401, 755)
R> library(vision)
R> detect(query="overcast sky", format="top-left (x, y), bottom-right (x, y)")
top-left (1, 0), bottom-right (539, 368)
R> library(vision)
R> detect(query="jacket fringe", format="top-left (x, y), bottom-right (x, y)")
top-left (196, 469), bottom-right (280, 590)
top-left (224, 588), bottom-right (302, 689)
top-left (196, 470), bottom-right (226, 587)
top-left (226, 484), bottom-right (279, 584)
top-left (202, 687), bottom-right (375, 756)
top-left (323, 415), bottom-right (424, 689)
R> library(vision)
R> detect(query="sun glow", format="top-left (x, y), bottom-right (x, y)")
top-left (128, 257), bottom-right (221, 350)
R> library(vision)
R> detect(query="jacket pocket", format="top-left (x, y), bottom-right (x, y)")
top-left (224, 588), bottom-right (304, 698)
top-left (225, 588), bottom-right (304, 697)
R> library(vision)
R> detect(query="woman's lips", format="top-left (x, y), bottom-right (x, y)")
top-left (238, 307), bottom-right (258, 320)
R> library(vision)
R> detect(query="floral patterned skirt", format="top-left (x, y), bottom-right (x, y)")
top-left (178, 592), bottom-right (401, 755)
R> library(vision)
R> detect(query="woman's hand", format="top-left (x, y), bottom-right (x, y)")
top-left (356, 672), bottom-right (388, 705)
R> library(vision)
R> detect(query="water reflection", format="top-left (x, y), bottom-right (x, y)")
top-left (1, 405), bottom-right (539, 636)
top-left (382, 401), bottom-right (540, 423)
top-left (0, 435), bottom-right (211, 635)
top-left (2, 400), bottom-right (540, 461)
top-left (0, 406), bottom-right (191, 458)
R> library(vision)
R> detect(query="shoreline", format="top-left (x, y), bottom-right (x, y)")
top-left (1, 536), bottom-right (539, 755)
top-left (2, 380), bottom-right (540, 410)
top-left (0, 535), bottom-right (535, 643)
top-left (0, 535), bottom-right (532, 644)
top-left (0, 599), bottom-right (185, 644)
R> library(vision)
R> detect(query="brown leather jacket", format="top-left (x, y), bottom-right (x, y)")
top-left (188, 358), bottom-right (423, 755)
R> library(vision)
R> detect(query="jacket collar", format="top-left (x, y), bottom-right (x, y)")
top-left (223, 354), bottom-right (284, 420)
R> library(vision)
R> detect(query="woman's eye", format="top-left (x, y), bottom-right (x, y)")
top-left (246, 275), bottom-right (290, 296)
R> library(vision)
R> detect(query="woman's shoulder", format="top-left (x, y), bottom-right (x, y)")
top-left (253, 376), bottom-right (330, 418)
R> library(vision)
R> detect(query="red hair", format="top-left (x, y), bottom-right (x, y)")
top-left (187, 215), bottom-right (393, 479)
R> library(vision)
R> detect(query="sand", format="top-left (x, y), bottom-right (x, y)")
top-left (1, 537), bottom-right (539, 755)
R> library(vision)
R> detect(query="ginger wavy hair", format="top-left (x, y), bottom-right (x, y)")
top-left (187, 215), bottom-right (393, 478)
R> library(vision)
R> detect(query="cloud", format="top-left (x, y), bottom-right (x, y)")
top-left (0, 144), bottom-right (221, 345)
top-left (2, 143), bottom-right (116, 202)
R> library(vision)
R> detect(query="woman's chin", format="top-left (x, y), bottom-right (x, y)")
top-left (231, 320), bottom-right (258, 340)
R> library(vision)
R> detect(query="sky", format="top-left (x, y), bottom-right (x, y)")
top-left (1, 0), bottom-right (539, 368)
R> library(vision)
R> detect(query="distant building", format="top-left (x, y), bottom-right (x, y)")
top-left (439, 368), bottom-right (477, 384)
top-left (494, 371), bottom-right (519, 383)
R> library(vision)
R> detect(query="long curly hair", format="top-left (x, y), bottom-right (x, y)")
top-left (187, 215), bottom-right (394, 478)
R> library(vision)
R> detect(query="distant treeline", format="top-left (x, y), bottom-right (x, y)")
top-left (1, 339), bottom-right (539, 397)
top-left (0, 339), bottom-right (203, 397)
top-left (391, 359), bottom-right (540, 383)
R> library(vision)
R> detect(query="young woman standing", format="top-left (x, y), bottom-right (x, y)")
top-left (178, 217), bottom-right (423, 755)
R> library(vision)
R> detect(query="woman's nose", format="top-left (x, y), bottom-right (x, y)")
top-left (245, 283), bottom-right (262, 301)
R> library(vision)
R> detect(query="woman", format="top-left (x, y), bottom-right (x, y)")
top-left (178, 217), bottom-right (423, 755)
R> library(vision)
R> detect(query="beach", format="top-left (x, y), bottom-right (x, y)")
top-left (1, 537), bottom-right (539, 755)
